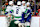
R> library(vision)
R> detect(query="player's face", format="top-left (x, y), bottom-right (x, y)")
top-left (27, 5), bottom-right (29, 7)
top-left (23, 3), bottom-right (25, 6)
top-left (2, 7), bottom-right (5, 9)
top-left (10, 4), bottom-right (13, 6)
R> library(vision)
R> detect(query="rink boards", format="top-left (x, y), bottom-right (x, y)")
top-left (0, 15), bottom-right (8, 27)
top-left (0, 15), bottom-right (40, 27)
top-left (31, 16), bottom-right (40, 27)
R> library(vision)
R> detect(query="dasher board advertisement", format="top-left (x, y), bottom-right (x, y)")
top-left (31, 16), bottom-right (40, 27)
top-left (0, 15), bottom-right (8, 27)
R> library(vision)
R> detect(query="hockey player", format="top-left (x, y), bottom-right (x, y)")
top-left (22, 1), bottom-right (26, 9)
top-left (21, 1), bottom-right (26, 23)
top-left (26, 2), bottom-right (30, 9)
top-left (24, 8), bottom-right (31, 27)
top-left (22, 2), bottom-right (31, 27)
top-left (5, 1), bottom-right (14, 27)
top-left (9, 1), bottom-right (26, 27)
top-left (1, 5), bottom-right (6, 15)
top-left (24, 2), bottom-right (31, 27)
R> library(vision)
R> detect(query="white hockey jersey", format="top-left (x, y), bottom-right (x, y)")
top-left (21, 5), bottom-right (26, 9)
top-left (6, 5), bottom-right (13, 15)
top-left (6, 6), bottom-right (13, 12)
top-left (12, 6), bottom-right (25, 16)
top-left (21, 5), bottom-right (26, 12)
top-left (12, 6), bottom-right (26, 20)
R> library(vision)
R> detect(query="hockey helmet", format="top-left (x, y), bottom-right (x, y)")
top-left (17, 1), bottom-right (21, 5)
top-left (9, 1), bottom-right (13, 5)
top-left (22, 1), bottom-right (26, 4)
top-left (26, 2), bottom-right (30, 5)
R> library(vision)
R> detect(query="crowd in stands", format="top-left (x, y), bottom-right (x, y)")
top-left (1, 0), bottom-right (40, 16)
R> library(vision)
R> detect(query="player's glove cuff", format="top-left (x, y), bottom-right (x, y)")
top-left (5, 12), bottom-right (8, 15)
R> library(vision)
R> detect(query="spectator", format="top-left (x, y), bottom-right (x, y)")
top-left (14, 0), bottom-right (17, 5)
top-left (31, 1), bottom-right (37, 12)
top-left (29, 0), bottom-right (33, 5)
top-left (3, 1), bottom-right (8, 7)
top-left (37, 2), bottom-right (40, 10)
top-left (1, 5), bottom-right (6, 15)
top-left (5, 1), bottom-right (8, 7)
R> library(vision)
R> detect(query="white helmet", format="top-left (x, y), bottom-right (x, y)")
top-left (26, 2), bottom-right (30, 5)
top-left (22, 1), bottom-right (26, 4)
top-left (17, 1), bottom-right (21, 5)
top-left (9, 1), bottom-right (13, 5)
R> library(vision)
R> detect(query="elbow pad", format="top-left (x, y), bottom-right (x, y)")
top-left (10, 10), bottom-right (13, 13)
